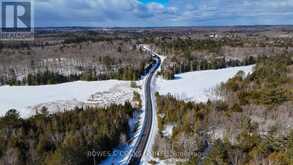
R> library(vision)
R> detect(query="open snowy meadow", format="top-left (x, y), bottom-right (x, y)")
top-left (0, 80), bottom-right (137, 118)
top-left (156, 65), bottom-right (254, 103)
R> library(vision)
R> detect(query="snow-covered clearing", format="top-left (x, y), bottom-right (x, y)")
top-left (149, 158), bottom-right (187, 165)
top-left (162, 124), bottom-right (175, 138)
top-left (0, 80), bottom-right (136, 118)
top-left (156, 65), bottom-right (254, 102)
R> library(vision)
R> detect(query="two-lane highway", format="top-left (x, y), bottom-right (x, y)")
top-left (129, 47), bottom-right (161, 165)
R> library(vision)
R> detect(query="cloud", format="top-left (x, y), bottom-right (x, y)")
top-left (35, 0), bottom-right (140, 26)
top-left (33, 0), bottom-right (293, 27)
top-left (146, 2), bottom-right (164, 13)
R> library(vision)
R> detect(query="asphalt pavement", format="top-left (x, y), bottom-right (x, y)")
top-left (129, 50), bottom-right (161, 165)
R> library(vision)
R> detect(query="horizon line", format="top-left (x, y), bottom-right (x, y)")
top-left (34, 24), bottom-right (293, 29)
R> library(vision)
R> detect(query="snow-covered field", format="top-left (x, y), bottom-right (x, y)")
top-left (0, 80), bottom-right (136, 118)
top-left (156, 65), bottom-right (254, 103)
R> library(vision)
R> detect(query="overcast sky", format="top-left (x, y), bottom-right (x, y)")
top-left (34, 0), bottom-right (293, 27)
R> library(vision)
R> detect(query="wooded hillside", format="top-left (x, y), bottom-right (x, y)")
top-left (0, 32), bottom-right (151, 85)
top-left (153, 55), bottom-right (293, 164)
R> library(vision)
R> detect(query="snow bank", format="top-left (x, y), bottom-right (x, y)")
top-left (0, 80), bottom-right (135, 118)
top-left (156, 65), bottom-right (254, 103)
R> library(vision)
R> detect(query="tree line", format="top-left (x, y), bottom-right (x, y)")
top-left (161, 56), bottom-right (256, 80)
top-left (3, 63), bottom-right (148, 86)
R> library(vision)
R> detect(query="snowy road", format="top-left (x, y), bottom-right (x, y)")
top-left (128, 46), bottom-right (161, 165)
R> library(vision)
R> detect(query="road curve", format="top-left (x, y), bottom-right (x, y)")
top-left (129, 47), bottom-right (161, 165)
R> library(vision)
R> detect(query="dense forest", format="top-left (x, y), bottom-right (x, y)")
top-left (152, 36), bottom-right (293, 79)
top-left (221, 55), bottom-right (293, 106)
top-left (153, 55), bottom-right (293, 164)
top-left (156, 38), bottom-right (258, 79)
top-left (157, 38), bottom-right (239, 53)
top-left (0, 103), bottom-right (134, 165)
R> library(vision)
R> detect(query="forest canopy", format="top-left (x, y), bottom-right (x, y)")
top-left (0, 103), bottom-right (134, 165)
